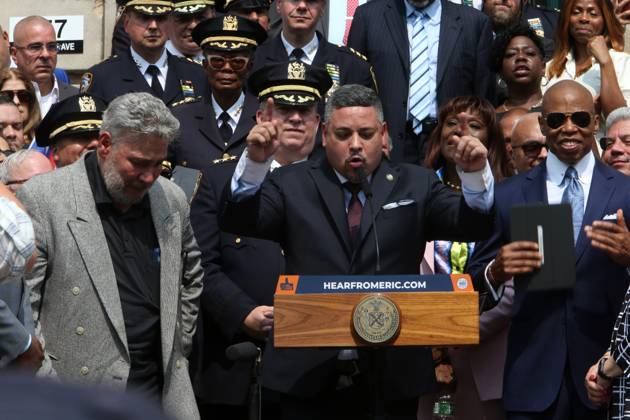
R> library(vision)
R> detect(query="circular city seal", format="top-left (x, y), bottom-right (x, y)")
top-left (352, 294), bottom-right (401, 344)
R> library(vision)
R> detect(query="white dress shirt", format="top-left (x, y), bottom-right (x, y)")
top-left (211, 92), bottom-right (245, 133)
top-left (130, 46), bottom-right (169, 91)
top-left (280, 31), bottom-right (319, 65)
top-left (165, 40), bottom-right (204, 64)
top-left (33, 76), bottom-right (59, 118)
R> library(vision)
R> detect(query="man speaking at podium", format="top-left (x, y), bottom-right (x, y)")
top-left (218, 84), bottom-right (495, 419)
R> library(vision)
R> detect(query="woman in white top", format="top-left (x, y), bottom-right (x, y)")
top-left (545, 0), bottom-right (628, 119)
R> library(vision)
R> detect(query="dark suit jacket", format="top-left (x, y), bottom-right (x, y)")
top-left (0, 278), bottom-right (34, 367)
top-left (252, 31), bottom-right (377, 98)
top-left (85, 49), bottom-right (209, 105)
top-left (58, 82), bottom-right (79, 101)
top-left (189, 160), bottom-right (284, 405)
top-left (218, 158), bottom-right (494, 400)
top-left (347, 0), bottom-right (495, 162)
top-left (169, 93), bottom-right (258, 170)
top-left (468, 159), bottom-right (630, 412)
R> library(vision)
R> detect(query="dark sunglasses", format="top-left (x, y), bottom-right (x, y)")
top-left (544, 111), bottom-right (592, 129)
top-left (205, 55), bottom-right (250, 72)
top-left (599, 135), bottom-right (630, 151)
top-left (513, 141), bottom-right (549, 156)
top-left (0, 89), bottom-right (32, 104)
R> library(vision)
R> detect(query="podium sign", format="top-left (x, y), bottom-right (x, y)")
top-left (274, 274), bottom-right (479, 348)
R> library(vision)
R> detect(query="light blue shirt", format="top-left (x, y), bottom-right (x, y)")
top-left (280, 31), bottom-right (319, 65)
top-left (230, 151), bottom-right (495, 214)
top-left (211, 92), bottom-right (245, 133)
top-left (404, 0), bottom-right (441, 119)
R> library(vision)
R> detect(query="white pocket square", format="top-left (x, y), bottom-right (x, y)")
top-left (603, 213), bottom-right (618, 221)
top-left (382, 199), bottom-right (416, 210)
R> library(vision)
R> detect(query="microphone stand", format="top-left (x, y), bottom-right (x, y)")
top-left (248, 347), bottom-right (262, 420)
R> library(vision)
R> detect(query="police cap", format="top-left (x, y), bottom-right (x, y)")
top-left (217, 0), bottom-right (270, 12)
top-left (192, 14), bottom-right (267, 51)
top-left (172, 0), bottom-right (215, 15)
top-left (125, 0), bottom-right (173, 16)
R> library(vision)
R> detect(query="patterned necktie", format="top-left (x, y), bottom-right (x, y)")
top-left (146, 65), bottom-right (164, 99)
top-left (219, 111), bottom-right (233, 143)
top-left (290, 48), bottom-right (305, 62)
top-left (561, 166), bottom-right (584, 243)
top-left (408, 11), bottom-right (431, 135)
top-left (345, 182), bottom-right (362, 249)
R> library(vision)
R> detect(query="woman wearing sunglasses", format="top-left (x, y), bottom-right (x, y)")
top-left (0, 69), bottom-right (40, 150)
top-left (545, 0), bottom-right (628, 120)
top-left (418, 96), bottom-right (513, 420)
top-left (490, 24), bottom-right (546, 115)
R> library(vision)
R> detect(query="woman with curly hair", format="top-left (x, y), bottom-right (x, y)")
top-left (545, 0), bottom-right (628, 118)
top-left (0, 68), bottom-right (40, 149)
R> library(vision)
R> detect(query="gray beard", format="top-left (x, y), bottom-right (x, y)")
top-left (101, 160), bottom-right (146, 207)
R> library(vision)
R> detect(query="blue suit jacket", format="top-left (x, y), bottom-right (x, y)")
top-left (469, 158), bottom-right (630, 412)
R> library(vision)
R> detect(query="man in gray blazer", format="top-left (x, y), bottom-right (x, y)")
top-left (18, 92), bottom-right (203, 420)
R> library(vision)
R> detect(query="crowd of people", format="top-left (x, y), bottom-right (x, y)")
top-left (1, 0), bottom-right (630, 419)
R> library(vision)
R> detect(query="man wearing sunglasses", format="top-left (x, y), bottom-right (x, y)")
top-left (169, 14), bottom-right (267, 169)
top-left (81, 0), bottom-right (209, 106)
top-left (600, 107), bottom-right (630, 177)
top-left (510, 112), bottom-right (548, 173)
top-left (218, 0), bottom-right (272, 30)
top-left (166, 0), bottom-right (216, 64)
top-left (11, 16), bottom-right (78, 118)
top-left (469, 79), bottom-right (630, 419)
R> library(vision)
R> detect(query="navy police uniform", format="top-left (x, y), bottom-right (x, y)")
top-left (82, 0), bottom-right (209, 105)
top-left (522, 2), bottom-right (559, 59)
top-left (189, 61), bottom-right (331, 419)
top-left (167, 15), bottom-right (267, 169)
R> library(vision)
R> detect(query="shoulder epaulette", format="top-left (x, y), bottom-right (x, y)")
top-left (212, 155), bottom-right (238, 165)
top-left (170, 96), bottom-right (202, 108)
top-left (337, 45), bottom-right (368, 62)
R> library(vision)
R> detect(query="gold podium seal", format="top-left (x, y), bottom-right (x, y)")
top-left (352, 294), bottom-right (400, 344)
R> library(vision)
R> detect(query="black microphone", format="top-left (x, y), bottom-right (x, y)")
top-left (355, 167), bottom-right (381, 273)
top-left (225, 342), bottom-right (260, 361)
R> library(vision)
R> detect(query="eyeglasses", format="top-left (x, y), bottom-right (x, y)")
top-left (14, 42), bottom-right (58, 54)
top-left (543, 111), bottom-right (592, 129)
top-left (599, 135), bottom-right (630, 151)
top-left (513, 141), bottom-right (549, 156)
top-left (4, 178), bottom-right (29, 186)
top-left (0, 89), bottom-right (32, 104)
top-left (205, 55), bottom-right (250, 72)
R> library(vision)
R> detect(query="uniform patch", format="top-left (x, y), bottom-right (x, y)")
top-left (527, 18), bottom-right (545, 38)
top-left (325, 63), bottom-right (341, 99)
top-left (180, 80), bottom-right (195, 98)
top-left (79, 72), bottom-right (93, 94)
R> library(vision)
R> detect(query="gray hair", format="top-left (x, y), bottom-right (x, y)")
top-left (100, 92), bottom-right (180, 145)
top-left (0, 150), bottom-right (40, 183)
top-left (606, 107), bottom-right (630, 130)
top-left (324, 84), bottom-right (384, 123)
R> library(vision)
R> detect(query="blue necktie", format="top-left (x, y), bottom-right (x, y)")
top-left (561, 166), bottom-right (584, 243)
top-left (408, 11), bottom-right (431, 135)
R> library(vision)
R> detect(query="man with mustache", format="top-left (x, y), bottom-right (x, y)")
top-left (169, 14), bottom-right (267, 169)
top-left (17, 92), bottom-right (204, 420)
top-left (82, 0), bottom-right (209, 106)
top-left (600, 107), bottom-right (630, 177)
top-left (218, 83), bottom-right (495, 419)
top-left (11, 16), bottom-right (78, 118)
top-left (469, 80), bottom-right (630, 419)
top-left (166, 0), bottom-right (215, 64)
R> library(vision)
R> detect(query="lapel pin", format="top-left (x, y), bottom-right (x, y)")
top-left (386, 174), bottom-right (394, 181)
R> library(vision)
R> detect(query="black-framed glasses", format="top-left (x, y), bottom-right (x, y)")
top-left (0, 89), bottom-right (32, 104)
top-left (599, 135), bottom-right (630, 151)
top-left (513, 141), bottom-right (549, 156)
top-left (205, 55), bottom-right (250, 72)
top-left (543, 111), bottom-right (592, 129)
top-left (14, 42), bottom-right (58, 54)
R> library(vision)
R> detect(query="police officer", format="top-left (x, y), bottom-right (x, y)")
top-left (169, 14), bottom-right (267, 169)
top-left (82, 0), bottom-right (209, 105)
top-left (166, 0), bottom-right (216, 63)
top-left (189, 61), bottom-right (331, 420)
top-left (217, 0), bottom-right (272, 30)
top-left (35, 94), bottom-right (107, 168)
top-left (253, 0), bottom-right (377, 104)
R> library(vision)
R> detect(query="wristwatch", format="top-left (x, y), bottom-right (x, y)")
top-left (598, 357), bottom-right (613, 381)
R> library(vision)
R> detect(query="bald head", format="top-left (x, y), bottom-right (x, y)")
top-left (511, 113), bottom-right (547, 172)
top-left (0, 149), bottom-right (52, 192)
top-left (11, 16), bottom-right (57, 93)
top-left (500, 107), bottom-right (528, 144)
top-left (540, 80), bottom-right (598, 165)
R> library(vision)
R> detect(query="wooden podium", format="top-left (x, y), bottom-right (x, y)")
top-left (274, 274), bottom-right (479, 348)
